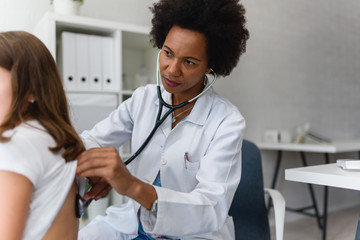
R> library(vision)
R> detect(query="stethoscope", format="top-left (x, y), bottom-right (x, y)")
top-left (77, 51), bottom-right (217, 217)
top-left (124, 50), bottom-right (217, 165)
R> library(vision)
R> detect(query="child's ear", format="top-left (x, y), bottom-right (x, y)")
top-left (27, 94), bottom-right (36, 103)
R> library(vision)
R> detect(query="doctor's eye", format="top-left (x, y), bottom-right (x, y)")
top-left (184, 59), bottom-right (195, 65)
top-left (163, 49), bottom-right (173, 57)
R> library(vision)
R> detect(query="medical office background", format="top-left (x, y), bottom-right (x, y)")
top-left (1, 0), bottom-right (360, 228)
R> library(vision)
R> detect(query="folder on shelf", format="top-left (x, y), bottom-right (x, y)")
top-left (101, 36), bottom-right (117, 91)
top-left (75, 33), bottom-right (90, 90)
top-left (88, 35), bottom-right (103, 91)
top-left (61, 32), bottom-right (77, 91)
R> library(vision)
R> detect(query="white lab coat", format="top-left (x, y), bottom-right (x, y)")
top-left (79, 84), bottom-right (245, 240)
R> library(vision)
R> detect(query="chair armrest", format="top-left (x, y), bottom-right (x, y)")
top-left (265, 188), bottom-right (286, 240)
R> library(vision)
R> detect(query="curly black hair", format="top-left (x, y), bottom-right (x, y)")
top-left (150, 0), bottom-right (249, 76)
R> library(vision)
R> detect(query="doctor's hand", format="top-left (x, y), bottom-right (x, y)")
top-left (84, 176), bottom-right (112, 201)
top-left (76, 147), bottom-right (157, 210)
top-left (76, 147), bottom-right (137, 198)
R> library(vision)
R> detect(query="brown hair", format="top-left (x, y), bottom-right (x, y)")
top-left (0, 31), bottom-right (84, 162)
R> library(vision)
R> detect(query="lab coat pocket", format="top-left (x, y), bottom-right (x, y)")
top-left (185, 160), bottom-right (200, 172)
top-left (183, 160), bottom-right (200, 191)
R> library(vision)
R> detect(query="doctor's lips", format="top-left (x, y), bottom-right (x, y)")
top-left (163, 77), bottom-right (180, 88)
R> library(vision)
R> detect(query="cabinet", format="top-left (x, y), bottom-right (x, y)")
top-left (34, 12), bottom-right (158, 158)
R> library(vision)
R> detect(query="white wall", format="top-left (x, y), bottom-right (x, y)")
top-left (217, 0), bottom-right (360, 142)
top-left (214, 0), bottom-right (360, 222)
top-left (1, 0), bottom-right (360, 223)
top-left (0, 0), bottom-right (156, 32)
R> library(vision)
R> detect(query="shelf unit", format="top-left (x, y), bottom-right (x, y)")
top-left (34, 12), bottom-right (157, 156)
top-left (34, 11), bottom-right (157, 100)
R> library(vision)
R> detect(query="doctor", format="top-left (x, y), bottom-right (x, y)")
top-left (77, 0), bottom-right (249, 239)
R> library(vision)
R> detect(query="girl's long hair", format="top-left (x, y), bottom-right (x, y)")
top-left (0, 31), bottom-right (84, 162)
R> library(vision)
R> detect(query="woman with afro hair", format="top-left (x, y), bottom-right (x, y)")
top-left (77, 0), bottom-right (249, 239)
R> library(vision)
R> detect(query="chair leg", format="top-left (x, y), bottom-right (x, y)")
top-left (267, 150), bottom-right (282, 214)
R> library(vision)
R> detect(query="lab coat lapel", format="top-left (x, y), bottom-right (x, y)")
top-left (185, 87), bottom-right (214, 126)
top-left (155, 86), bottom-right (214, 135)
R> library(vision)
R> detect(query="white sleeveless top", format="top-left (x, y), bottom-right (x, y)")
top-left (0, 120), bottom-right (77, 239)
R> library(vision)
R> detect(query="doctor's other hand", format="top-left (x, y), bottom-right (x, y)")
top-left (76, 147), bottom-right (137, 198)
top-left (84, 176), bottom-right (112, 200)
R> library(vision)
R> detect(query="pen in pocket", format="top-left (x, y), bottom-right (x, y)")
top-left (184, 152), bottom-right (189, 168)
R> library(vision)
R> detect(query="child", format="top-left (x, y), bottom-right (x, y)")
top-left (0, 31), bottom-right (85, 240)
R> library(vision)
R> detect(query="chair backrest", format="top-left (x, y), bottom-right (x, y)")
top-left (229, 139), bottom-right (270, 240)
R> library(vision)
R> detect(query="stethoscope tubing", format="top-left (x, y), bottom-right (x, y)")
top-left (124, 86), bottom-right (188, 165)
top-left (124, 50), bottom-right (216, 165)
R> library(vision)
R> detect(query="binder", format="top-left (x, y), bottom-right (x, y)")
top-left (76, 33), bottom-right (90, 90)
top-left (88, 35), bottom-right (103, 91)
top-left (61, 32), bottom-right (77, 91)
top-left (101, 36), bottom-right (117, 91)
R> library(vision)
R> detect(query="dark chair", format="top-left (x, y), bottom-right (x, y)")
top-left (355, 216), bottom-right (360, 240)
top-left (229, 140), bottom-right (285, 240)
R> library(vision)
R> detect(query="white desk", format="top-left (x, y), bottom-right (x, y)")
top-left (285, 163), bottom-right (360, 191)
top-left (257, 140), bottom-right (360, 240)
top-left (257, 140), bottom-right (360, 154)
top-left (286, 163), bottom-right (360, 240)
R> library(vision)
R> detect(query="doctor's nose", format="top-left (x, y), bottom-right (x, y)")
top-left (167, 60), bottom-right (181, 77)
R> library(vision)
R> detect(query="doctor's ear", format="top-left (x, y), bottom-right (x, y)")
top-left (206, 68), bottom-right (215, 75)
